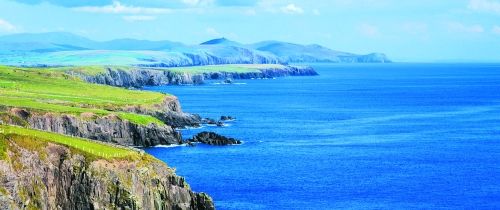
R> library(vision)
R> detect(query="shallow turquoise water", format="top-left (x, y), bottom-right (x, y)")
top-left (144, 63), bottom-right (500, 209)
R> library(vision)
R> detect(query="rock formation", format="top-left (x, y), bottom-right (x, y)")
top-left (188, 132), bottom-right (242, 146)
top-left (0, 135), bottom-right (214, 210)
top-left (71, 65), bottom-right (318, 88)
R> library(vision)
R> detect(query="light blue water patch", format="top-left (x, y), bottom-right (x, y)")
top-left (144, 63), bottom-right (500, 210)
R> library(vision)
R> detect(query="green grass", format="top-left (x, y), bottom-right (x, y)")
top-left (0, 124), bottom-right (138, 159)
top-left (47, 65), bottom-right (109, 76)
top-left (165, 64), bottom-right (286, 74)
top-left (0, 66), bottom-right (168, 125)
top-left (0, 133), bottom-right (7, 160)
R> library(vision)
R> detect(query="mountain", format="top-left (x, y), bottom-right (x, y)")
top-left (0, 32), bottom-right (95, 46)
top-left (0, 32), bottom-right (95, 52)
top-left (0, 32), bottom-right (184, 51)
top-left (0, 32), bottom-right (390, 66)
top-left (200, 38), bottom-right (243, 46)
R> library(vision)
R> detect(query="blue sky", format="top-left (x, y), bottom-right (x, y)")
top-left (0, 0), bottom-right (499, 62)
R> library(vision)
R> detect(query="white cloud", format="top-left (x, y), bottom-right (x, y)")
top-left (206, 27), bottom-right (221, 37)
top-left (281, 4), bottom-right (304, 14)
top-left (447, 22), bottom-right (484, 33)
top-left (182, 0), bottom-right (215, 7)
top-left (0, 18), bottom-right (15, 32)
top-left (75, 1), bottom-right (171, 14)
top-left (122, 15), bottom-right (157, 22)
top-left (358, 23), bottom-right (379, 37)
top-left (493, 25), bottom-right (500, 34)
top-left (468, 0), bottom-right (500, 14)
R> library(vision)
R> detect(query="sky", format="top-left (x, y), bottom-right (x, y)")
top-left (0, 0), bottom-right (499, 62)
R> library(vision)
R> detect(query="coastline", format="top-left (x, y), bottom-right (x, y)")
top-left (72, 64), bottom-right (318, 88)
top-left (0, 64), bottom-right (316, 209)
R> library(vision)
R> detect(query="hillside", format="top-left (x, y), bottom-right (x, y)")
top-left (0, 32), bottom-right (390, 66)
top-left (0, 65), bottom-right (203, 147)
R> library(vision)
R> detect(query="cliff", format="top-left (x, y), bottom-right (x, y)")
top-left (72, 65), bottom-right (318, 88)
top-left (0, 66), bottom-right (202, 147)
top-left (0, 126), bottom-right (214, 209)
top-left (2, 108), bottom-right (182, 147)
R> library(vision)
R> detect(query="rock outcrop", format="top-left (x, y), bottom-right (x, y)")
top-left (0, 134), bottom-right (215, 210)
top-left (4, 108), bottom-right (182, 147)
top-left (122, 97), bottom-right (202, 128)
top-left (219, 116), bottom-right (235, 121)
top-left (188, 132), bottom-right (242, 146)
top-left (71, 65), bottom-right (318, 88)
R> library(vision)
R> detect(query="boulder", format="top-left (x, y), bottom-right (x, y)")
top-left (220, 116), bottom-right (235, 121)
top-left (187, 132), bottom-right (241, 146)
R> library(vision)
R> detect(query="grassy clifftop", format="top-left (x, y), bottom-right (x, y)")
top-left (0, 65), bottom-right (169, 125)
top-left (47, 64), bottom-right (289, 75)
top-left (0, 124), bottom-right (215, 209)
top-left (0, 125), bottom-right (139, 160)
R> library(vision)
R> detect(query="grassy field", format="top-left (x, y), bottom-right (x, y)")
top-left (0, 66), bottom-right (167, 125)
top-left (0, 124), bottom-right (139, 160)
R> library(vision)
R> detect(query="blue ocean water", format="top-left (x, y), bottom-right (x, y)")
top-left (144, 64), bottom-right (500, 210)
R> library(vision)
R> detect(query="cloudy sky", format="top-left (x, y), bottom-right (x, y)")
top-left (0, 0), bottom-right (499, 62)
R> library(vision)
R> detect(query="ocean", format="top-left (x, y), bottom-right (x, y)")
top-left (144, 63), bottom-right (500, 209)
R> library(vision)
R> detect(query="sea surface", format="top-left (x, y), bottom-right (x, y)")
top-left (144, 63), bottom-right (500, 210)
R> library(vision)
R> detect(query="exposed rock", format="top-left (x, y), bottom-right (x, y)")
top-left (6, 108), bottom-right (182, 147)
top-left (122, 97), bottom-right (202, 128)
top-left (188, 132), bottom-right (242, 146)
top-left (216, 121), bottom-right (224, 127)
top-left (220, 116), bottom-right (235, 121)
top-left (71, 65), bottom-right (318, 88)
top-left (0, 137), bottom-right (215, 210)
top-left (201, 118), bottom-right (217, 125)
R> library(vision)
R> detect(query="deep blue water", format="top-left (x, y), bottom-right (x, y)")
top-left (144, 64), bottom-right (500, 210)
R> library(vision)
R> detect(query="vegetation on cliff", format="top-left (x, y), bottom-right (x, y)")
top-left (0, 65), bottom-right (168, 126)
top-left (0, 125), bottom-right (137, 159)
top-left (0, 124), bottom-right (214, 209)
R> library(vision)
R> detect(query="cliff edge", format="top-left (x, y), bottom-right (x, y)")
top-left (0, 125), bottom-right (214, 210)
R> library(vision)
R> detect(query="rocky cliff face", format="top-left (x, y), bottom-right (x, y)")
top-left (73, 66), bottom-right (318, 88)
top-left (0, 135), bottom-right (214, 210)
top-left (3, 108), bottom-right (183, 147)
top-left (122, 98), bottom-right (202, 129)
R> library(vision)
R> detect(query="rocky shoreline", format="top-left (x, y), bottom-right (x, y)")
top-left (0, 64), bottom-right (319, 209)
top-left (72, 65), bottom-right (318, 88)
top-left (0, 94), bottom-right (201, 148)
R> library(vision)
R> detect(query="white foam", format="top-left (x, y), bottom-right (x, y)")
top-left (178, 126), bottom-right (205, 130)
top-left (153, 144), bottom-right (187, 148)
top-left (212, 82), bottom-right (246, 85)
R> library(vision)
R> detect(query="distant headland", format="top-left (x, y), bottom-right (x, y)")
top-left (0, 32), bottom-right (390, 67)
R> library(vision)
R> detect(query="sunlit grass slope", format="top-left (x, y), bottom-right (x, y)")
top-left (0, 124), bottom-right (140, 160)
top-left (0, 66), bottom-right (167, 125)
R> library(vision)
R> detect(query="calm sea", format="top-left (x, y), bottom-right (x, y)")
top-left (144, 63), bottom-right (500, 210)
